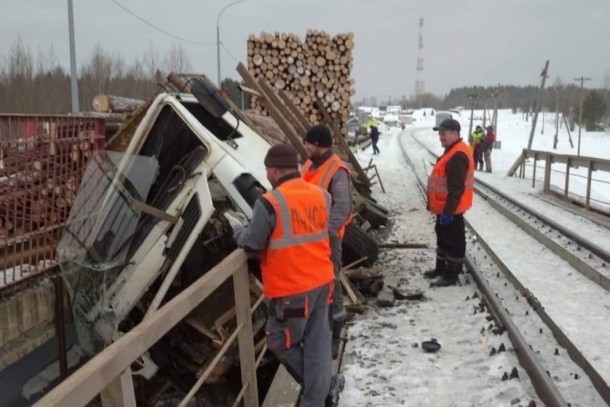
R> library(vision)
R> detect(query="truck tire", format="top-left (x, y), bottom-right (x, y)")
top-left (361, 199), bottom-right (389, 229)
top-left (341, 223), bottom-right (379, 267)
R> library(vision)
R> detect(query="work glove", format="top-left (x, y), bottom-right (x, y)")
top-left (224, 211), bottom-right (245, 229)
top-left (439, 214), bottom-right (453, 225)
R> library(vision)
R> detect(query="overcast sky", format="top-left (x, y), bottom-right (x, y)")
top-left (1, 0), bottom-right (609, 100)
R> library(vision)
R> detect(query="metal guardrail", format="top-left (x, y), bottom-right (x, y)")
top-left (518, 149), bottom-right (610, 211)
top-left (0, 114), bottom-right (105, 291)
top-left (33, 249), bottom-right (260, 407)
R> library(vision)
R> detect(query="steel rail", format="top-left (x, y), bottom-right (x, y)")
top-left (401, 130), bottom-right (571, 407)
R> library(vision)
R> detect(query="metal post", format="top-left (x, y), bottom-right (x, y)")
top-left (553, 86), bottom-right (560, 149)
top-left (468, 93), bottom-right (478, 139)
top-left (53, 274), bottom-right (68, 380)
top-left (216, 0), bottom-right (245, 88)
top-left (67, 0), bottom-right (79, 112)
top-left (527, 60), bottom-right (550, 150)
top-left (216, 25), bottom-right (221, 88)
top-left (574, 76), bottom-right (591, 156)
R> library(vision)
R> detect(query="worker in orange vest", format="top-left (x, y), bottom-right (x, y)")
top-left (301, 124), bottom-right (353, 360)
top-left (425, 119), bottom-right (475, 287)
top-left (226, 144), bottom-right (344, 407)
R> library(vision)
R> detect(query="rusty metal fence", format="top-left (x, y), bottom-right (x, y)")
top-left (0, 114), bottom-right (105, 291)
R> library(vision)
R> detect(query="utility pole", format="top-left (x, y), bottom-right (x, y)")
top-left (491, 89), bottom-right (501, 145)
top-left (482, 96), bottom-right (487, 128)
top-left (574, 76), bottom-right (591, 156)
top-left (467, 93), bottom-right (479, 138)
top-left (553, 82), bottom-right (561, 149)
top-left (527, 60), bottom-right (549, 150)
top-left (217, 0), bottom-right (245, 87)
top-left (414, 18), bottom-right (425, 109)
top-left (67, 0), bottom-right (79, 112)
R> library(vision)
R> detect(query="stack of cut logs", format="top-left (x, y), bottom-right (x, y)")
top-left (247, 30), bottom-right (355, 136)
top-left (89, 94), bottom-right (146, 137)
top-left (0, 119), bottom-right (103, 237)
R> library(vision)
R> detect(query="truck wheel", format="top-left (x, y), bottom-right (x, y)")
top-left (361, 199), bottom-right (389, 229)
top-left (341, 223), bottom-right (379, 267)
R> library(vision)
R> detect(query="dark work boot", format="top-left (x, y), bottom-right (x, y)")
top-left (331, 322), bottom-right (343, 360)
top-left (430, 260), bottom-right (461, 287)
top-left (325, 374), bottom-right (345, 407)
top-left (423, 257), bottom-right (446, 279)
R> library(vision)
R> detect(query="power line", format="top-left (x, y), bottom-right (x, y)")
top-left (220, 42), bottom-right (240, 64)
top-left (109, 0), bottom-right (215, 46)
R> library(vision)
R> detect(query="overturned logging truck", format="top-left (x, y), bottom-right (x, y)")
top-left (36, 46), bottom-right (387, 405)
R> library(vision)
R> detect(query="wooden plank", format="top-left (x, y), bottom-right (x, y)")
top-left (259, 79), bottom-right (308, 137)
top-left (315, 99), bottom-right (370, 187)
top-left (233, 265), bottom-right (259, 407)
top-left (278, 90), bottom-right (312, 130)
top-left (33, 250), bottom-right (248, 407)
top-left (340, 270), bottom-right (365, 305)
top-left (236, 63), bottom-right (308, 160)
top-left (99, 368), bottom-right (137, 407)
top-left (262, 365), bottom-right (300, 407)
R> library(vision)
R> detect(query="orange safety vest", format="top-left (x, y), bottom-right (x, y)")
top-left (427, 141), bottom-right (475, 215)
top-left (261, 178), bottom-right (334, 298)
top-left (301, 154), bottom-right (353, 238)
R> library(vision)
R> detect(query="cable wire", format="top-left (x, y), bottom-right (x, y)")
top-left (220, 41), bottom-right (241, 64)
top-left (109, 0), bottom-right (215, 46)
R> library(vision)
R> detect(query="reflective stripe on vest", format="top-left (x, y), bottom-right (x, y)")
top-left (427, 141), bottom-right (475, 215)
top-left (268, 187), bottom-right (332, 249)
top-left (302, 154), bottom-right (348, 191)
top-left (302, 154), bottom-right (353, 237)
top-left (261, 178), bottom-right (334, 298)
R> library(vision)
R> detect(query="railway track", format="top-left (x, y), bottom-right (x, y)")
top-left (401, 129), bottom-right (610, 407)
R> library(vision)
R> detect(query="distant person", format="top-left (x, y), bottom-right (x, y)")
top-left (369, 125), bottom-right (380, 155)
top-left (425, 119), bottom-right (475, 287)
top-left (469, 125), bottom-right (485, 171)
top-left (483, 125), bottom-right (495, 172)
top-left (401, 121), bottom-right (406, 131)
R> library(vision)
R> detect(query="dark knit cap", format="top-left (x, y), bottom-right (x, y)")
top-left (305, 124), bottom-right (333, 147)
top-left (264, 144), bottom-right (299, 168)
top-left (433, 118), bottom-right (461, 133)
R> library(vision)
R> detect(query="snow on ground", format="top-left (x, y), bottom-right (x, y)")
top-left (0, 260), bottom-right (56, 288)
top-left (339, 111), bottom-right (610, 406)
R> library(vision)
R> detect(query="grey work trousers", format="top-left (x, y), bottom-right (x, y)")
top-left (329, 235), bottom-right (345, 324)
top-left (266, 282), bottom-right (333, 407)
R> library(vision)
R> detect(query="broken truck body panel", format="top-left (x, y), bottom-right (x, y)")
top-left (59, 83), bottom-right (273, 383)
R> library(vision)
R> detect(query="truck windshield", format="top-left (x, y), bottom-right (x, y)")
top-left (57, 151), bottom-right (158, 271)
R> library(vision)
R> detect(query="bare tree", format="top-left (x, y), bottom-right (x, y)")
top-left (142, 42), bottom-right (161, 81)
top-left (163, 43), bottom-right (192, 74)
top-left (7, 36), bottom-right (34, 81)
top-left (82, 43), bottom-right (114, 94)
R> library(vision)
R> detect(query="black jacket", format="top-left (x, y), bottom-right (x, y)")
top-left (443, 140), bottom-right (469, 215)
top-left (369, 127), bottom-right (380, 141)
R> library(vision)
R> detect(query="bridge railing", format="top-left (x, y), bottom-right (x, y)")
top-left (33, 249), bottom-right (260, 407)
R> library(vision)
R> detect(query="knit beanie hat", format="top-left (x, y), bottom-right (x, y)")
top-left (304, 124), bottom-right (333, 147)
top-left (264, 144), bottom-right (298, 168)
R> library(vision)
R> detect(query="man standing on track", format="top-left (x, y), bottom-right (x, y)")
top-left (425, 118), bottom-right (475, 287)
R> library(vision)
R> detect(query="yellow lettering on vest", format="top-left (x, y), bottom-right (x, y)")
top-left (290, 205), bottom-right (326, 234)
